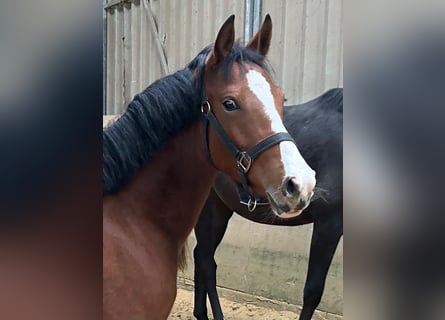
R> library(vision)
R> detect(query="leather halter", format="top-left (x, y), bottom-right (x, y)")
top-left (201, 100), bottom-right (295, 212)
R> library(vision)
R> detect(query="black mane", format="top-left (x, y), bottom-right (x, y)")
top-left (103, 42), bottom-right (271, 195)
top-left (103, 68), bottom-right (202, 195)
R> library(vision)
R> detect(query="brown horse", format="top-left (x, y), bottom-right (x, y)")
top-left (103, 15), bottom-right (316, 320)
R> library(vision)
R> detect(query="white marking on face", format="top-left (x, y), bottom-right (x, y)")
top-left (245, 69), bottom-right (316, 188)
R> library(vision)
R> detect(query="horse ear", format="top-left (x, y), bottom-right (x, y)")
top-left (246, 14), bottom-right (272, 56)
top-left (208, 15), bottom-right (235, 66)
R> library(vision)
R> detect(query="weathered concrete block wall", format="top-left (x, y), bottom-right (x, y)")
top-left (180, 215), bottom-right (343, 316)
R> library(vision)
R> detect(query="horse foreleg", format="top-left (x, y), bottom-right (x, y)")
top-left (193, 189), bottom-right (232, 320)
top-left (299, 210), bottom-right (342, 320)
top-left (193, 196), bottom-right (214, 320)
top-left (205, 213), bottom-right (232, 320)
top-left (192, 247), bottom-right (225, 320)
top-left (193, 245), bottom-right (209, 320)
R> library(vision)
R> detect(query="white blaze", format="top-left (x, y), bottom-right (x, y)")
top-left (245, 69), bottom-right (315, 187)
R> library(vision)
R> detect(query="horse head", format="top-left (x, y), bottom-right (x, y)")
top-left (199, 15), bottom-right (316, 217)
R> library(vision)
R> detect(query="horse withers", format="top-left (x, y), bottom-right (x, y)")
top-left (193, 88), bottom-right (343, 320)
top-left (103, 15), bottom-right (316, 320)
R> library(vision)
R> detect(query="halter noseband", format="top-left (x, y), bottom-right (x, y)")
top-left (201, 100), bottom-right (295, 212)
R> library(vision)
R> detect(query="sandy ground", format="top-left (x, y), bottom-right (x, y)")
top-left (167, 288), bottom-right (343, 320)
top-left (168, 288), bottom-right (340, 320)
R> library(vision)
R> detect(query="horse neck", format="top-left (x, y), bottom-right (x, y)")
top-left (107, 121), bottom-right (216, 245)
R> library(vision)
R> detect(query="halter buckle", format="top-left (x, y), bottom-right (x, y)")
top-left (236, 152), bottom-right (252, 173)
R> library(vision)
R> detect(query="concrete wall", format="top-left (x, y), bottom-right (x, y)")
top-left (179, 215), bottom-right (343, 316)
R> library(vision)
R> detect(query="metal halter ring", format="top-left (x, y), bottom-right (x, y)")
top-left (201, 101), bottom-right (211, 114)
top-left (236, 152), bottom-right (252, 173)
top-left (247, 197), bottom-right (257, 212)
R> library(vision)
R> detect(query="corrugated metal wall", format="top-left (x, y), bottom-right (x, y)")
top-left (104, 0), bottom-right (343, 114)
top-left (105, 0), bottom-right (163, 114)
top-left (104, 0), bottom-right (245, 114)
top-left (263, 0), bottom-right (343, 103)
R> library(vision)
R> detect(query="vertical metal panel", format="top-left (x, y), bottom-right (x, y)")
top-left (263, 0), bottom-right (343, 104)
top-left (244, 0), bottom-right (262, 40)
top-left (103, 3), bottom-right (108, 113)
top-left (106, 4), bottom-right (125, 114)
top-left (157, 0), bottom-right (245, 73)
top-left (145, 0), bottom-right (162, 88)
top-left (325, 0), bottom-right (343, 89)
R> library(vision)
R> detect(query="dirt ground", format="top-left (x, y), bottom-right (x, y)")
top-left (168, 288), bottom-right (342, 320)
top-left (169, 288), bottom-right (311, 320)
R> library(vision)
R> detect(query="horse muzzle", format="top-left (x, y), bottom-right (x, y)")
top-left (266, 176), bottom-right (315, 218)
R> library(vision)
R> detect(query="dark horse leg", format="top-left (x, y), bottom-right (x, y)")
top-left (299, 208), bottom-right (342, 320)
top-left (193, 189), bottom-right (233, 320)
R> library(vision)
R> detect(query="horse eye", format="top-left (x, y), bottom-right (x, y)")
top-left (222, 99), bottom-right (239, 111)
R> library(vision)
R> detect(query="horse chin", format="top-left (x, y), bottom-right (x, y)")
top-left (267, 193), bottom-right (306, 219)
top-left (278, 209), bottom-right (304, 218)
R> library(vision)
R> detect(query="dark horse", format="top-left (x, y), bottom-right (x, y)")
top-left (193, 88), bottom-right (343, 320)
top-left (103, 15), bottom-right (316, 320)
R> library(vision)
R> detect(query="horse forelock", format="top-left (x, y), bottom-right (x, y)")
top-left (187, 41), bottom-right (273, 88)
top-left (220, 41), bottom-right (272, 81)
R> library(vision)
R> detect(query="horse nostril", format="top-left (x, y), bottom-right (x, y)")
top-left (283, 177), bottom-right (300, 197)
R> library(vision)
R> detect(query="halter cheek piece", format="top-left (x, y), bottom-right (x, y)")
top-left (201, 100), bottom-right (296, 212)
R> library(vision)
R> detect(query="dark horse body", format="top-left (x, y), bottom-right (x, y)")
top-left (193, 88), bottom-right (343, 320)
